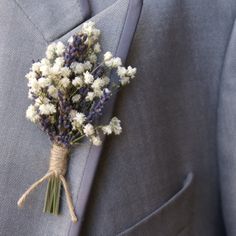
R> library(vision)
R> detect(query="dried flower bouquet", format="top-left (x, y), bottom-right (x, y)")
top-left (17, 21), bottom-right (136, 222)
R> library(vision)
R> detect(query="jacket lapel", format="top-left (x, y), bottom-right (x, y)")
top-left (217, 18), bottom-right (236, 235)
top-left (55, 0), bottom-right (143, 234)
top-left (15, 0), bottom-right (90, 42)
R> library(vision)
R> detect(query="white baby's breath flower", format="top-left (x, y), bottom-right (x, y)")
top-left (102, 125), bottom-right (112, 135)
top-left (120, 76), bottom-right (131, 86)
top-left (72, 112), bottom-right (86, 129)
top-left (105, 57), bottom-right (122, 68)
top-left (83, 61), bottom-right (92, 71)
top-left (60, 67), bottom-right (71, 77)
top-left (54, 57), bottom-right (65, 67)
top-left (26, 105), bottom-right (40, 123)
top-left (25, 71), bottom-right (37, 80)
top-left (47, 43), bottom-right (56, 52)
top-left (35, 97), bottom-right (50, 107)
top-left (82, 21), bottom-right (96, 36)
top-left (104, 51), bottom-right (113, 61)
top-left (40, 64), bottom-right (50, 76)
top-left (93, 88), bottom-right (103, 97)
top-left (74, 113), bottom-right (86, 124)
top-left (126, 66), bottom-right (137, 78)
top-left (88, 53), bottom-right (97, 64)
top-left (39, 103), bottom-right (56, 115)
top-left (92, 78), bottom-right (104, 90)
top-left (48, 85), bottom-right (58, 98)
top-left (60, 77), bottom-right (70, 88)
top-left (102, 117), bottom-right (122, 135)
top-left (38, 77), bottom-right (51, 88)
top-left (28, 78), bottom-right (40, 94)
top-left (85, 91), bottom-right (95, 101)
top-left (84, 71), bottom-right (94, 84)
top-left (31, 62), bottom-right (41, 73)
top-left (70, 62), bottom-right (84, 74)
top-left (46, 43), bottom-right (56, 60)
top-left (102, 76), bottom-right (110, 86)
top-left (72, 94), bottom-right (81, 103)
top-left (41, 58), bottom-right (51, 66)
top-left (28, 90), bottom-right (34, 100)
top-left (112, 57), bottom-right (122, 67)
top-left (69, 109), bottom-right (77, 121)
top-left (72, 76), bottom-right (83, 87)
top-left (82, 21), bottom-right (100, 40)
top-left (55, 42), bottom-right (65, 56)
top-left (91, 135), bottom-right (102, 146)
top-left (117, 66), bottom-right (136, 85)
top-left (110, 117), bottom-right (122, 135)
top-left (51, 58), bottom-right (63, 75)
top-left (51, 64), bottom-right (61, 75)
top-left (94, 43), bottom-right (101, 53)
top-left (117, 66), bottom-right (127, 77)
top-left (83, 123), bottom-right (95, 136)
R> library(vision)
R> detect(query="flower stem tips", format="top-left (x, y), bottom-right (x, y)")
top-left (20, 21), bottom-right (137, 221)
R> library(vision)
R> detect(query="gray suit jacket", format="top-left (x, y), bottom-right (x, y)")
top-left (1, 0), bottom-right (236, 235)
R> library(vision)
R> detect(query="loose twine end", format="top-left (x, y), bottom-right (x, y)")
top-left (17, 143), bottom-right (78, 223)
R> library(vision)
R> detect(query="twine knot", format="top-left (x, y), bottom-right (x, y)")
top-left (17, 143), bottom-right (78, 222)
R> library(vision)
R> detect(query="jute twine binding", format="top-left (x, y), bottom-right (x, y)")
top-left (17, 143), bottom-right (78, 223)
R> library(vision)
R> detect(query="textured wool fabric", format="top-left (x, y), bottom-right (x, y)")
top-left (79, 0), bottom-right (235, 235)
top-left (218, 19), bottom-right (236, 236)
top-left (0, 0), bottom-right (138, 235)
top-left (14, 0), bottom-right (90, 42)
top-left (1, 0), bottom-right (236, 235)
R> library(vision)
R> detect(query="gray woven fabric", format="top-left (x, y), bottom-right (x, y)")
top-left (80, 0), bottom-right (235, 235)
top-left (218, 19), bottom-right (236, 236)
top-left (15, 0), bottom-right (90, 42)
top-left (1, 0), bottom-right (236, 235)
top-left (0, 0), bottom-right (136, 235)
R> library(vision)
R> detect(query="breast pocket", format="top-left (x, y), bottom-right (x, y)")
top-left (117, 172), bottom-right (194, 236)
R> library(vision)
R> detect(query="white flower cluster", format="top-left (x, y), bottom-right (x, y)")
top-left (117, 65), bottom-right (137, 85)
top-left (25, 21), bottom-right (136, 147)
top-left (102, 117), bottom-right (122, 135)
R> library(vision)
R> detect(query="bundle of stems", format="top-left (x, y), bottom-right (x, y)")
top-left (43, 175), bottom-right (62, 215)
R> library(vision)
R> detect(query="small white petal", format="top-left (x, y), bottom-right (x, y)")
top-left (85, 92), bottom-right (95, 101)
top-left (72, 76), bottom-right (83, 87)
top-left (60, 77), bottom-right (70, 88)
top-left (56, 42), bottom-right (65, 56)
top-left (104, 51), bottom-right (113, 61)
top-left (48, 85), bottom-right (58, 98)
top-left (91, 135), bottom-right (102, 146)
top-left (39, 103), bottom-right (56, 115)
top-left (38, 77), bottom-right (51, 88)
top-left (83, 123), bottom-right (95, 136)
top-left (84, 71), bottom-right (94, 84)
top-left (26, 105), bottom-right (40, 123)
top-left (94, 43), bottom-right (101, 53)
top-left (72, 94), bottom-right (81, 103)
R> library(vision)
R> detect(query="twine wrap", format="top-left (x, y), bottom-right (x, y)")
top-left (17, 143), bottom-right (78, 223)
top-left (49, 144), bottom-right (69, 176)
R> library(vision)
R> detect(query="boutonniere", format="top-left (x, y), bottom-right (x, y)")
top-left (17, 21), bottom-right (136, 222)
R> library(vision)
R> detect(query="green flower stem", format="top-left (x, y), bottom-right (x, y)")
top-left (91, 62), bottom-right (104, 74)
top-left (70, 135), bottom-right (86, 144)
top-left (70, 126), bottom-right (103, 145)
top-left (43, 175), bottom-right (62, 215)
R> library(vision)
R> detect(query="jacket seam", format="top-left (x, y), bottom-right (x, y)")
top-left (13, 0), bottom-right (48, 43)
